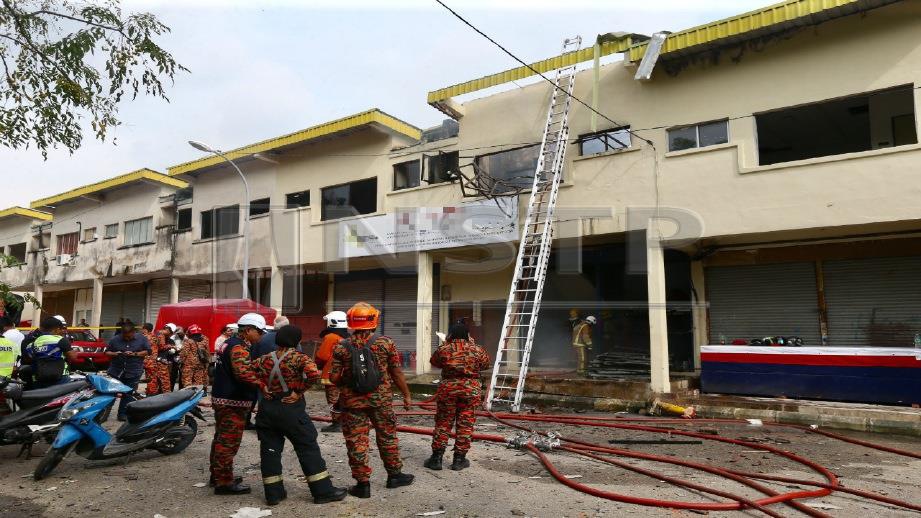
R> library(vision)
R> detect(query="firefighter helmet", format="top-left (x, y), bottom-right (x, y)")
top-left (347, 302), bottom-right (380, 330)
top-left (187, 324), bottom-right (202, 335)
top-left (323, 311), bottom-right (348, 329)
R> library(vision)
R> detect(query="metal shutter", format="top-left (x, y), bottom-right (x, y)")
top-left (823, 256), bottom-right (921, 347)
top-left (148, 279), bottom-right (171, 327)
top-left (383, 276), bottom-right (417, 352)
top-left (707, 263), bottom-right (821, 345)
top-left (179, 279), bottom-right (211, 301)
top-left (122, 285), bottom-right (146, 324)
top-left (335, 277), bottom-right (385, 336)
top-left (100, 287), bottom-right (123, 329)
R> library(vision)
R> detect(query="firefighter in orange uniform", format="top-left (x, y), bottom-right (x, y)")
top-left (180, 324), bottom-right (210, 389)
top-left (315, 311), bottom-right (348, 433)
top-left (146, 323), bottom-right (174, 395)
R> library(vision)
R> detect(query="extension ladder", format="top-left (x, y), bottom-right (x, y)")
top-left (485, 36), bottom-right (581, 412)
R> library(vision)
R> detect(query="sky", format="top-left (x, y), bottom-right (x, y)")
top-left (2, 0), bottom-right (773, 208)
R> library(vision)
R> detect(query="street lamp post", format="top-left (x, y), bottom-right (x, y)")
top-left (188, 140), bottom-right (250, 300)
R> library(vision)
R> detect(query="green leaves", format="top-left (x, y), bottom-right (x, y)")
top-left (0, 0), bottom-right (187, 157)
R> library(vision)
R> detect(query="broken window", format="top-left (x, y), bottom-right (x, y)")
top-left (104, 223), bottom-right (118, 239)
top-left (285, 190), bottom-right (310, 209)
top-left (250, 197), bottom-right (270, 217)
top-left (7, 242), bottom-right (26, 263)
top-left (424, 151), bottom-right (459, 184)
top-left (667, 120), bottom-right (728, 152)
top-left (756, 85), bottom-right (917, 166)
top-left (474, 144), bottom-right (541, 192)
top-left (124, 217), bottom-right (153, 246)
top-left (175, 209), bottom-right (191, 231)
top-left (201, 205), bottom-right (240, 239)
top-left (57, 232), bottom-right (78, 255)
top-left (393, 160), bottom-right (421, 190)
top-left (321, 178), bottom-right (377, 221)
top-left (579, 127), bottom-right (631, 155)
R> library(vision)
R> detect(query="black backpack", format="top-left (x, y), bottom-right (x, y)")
top-left (347, 335), bottom-right (381, 394)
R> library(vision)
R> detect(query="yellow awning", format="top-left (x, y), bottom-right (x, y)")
top-left (31, 168), bottom-right (187, 210)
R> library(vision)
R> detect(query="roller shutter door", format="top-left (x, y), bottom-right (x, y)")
top-left (707, 263), bottom-right (821, 346)
top-left (383, 277), bottom-right (417, 352)
top-left (335, 278), bottom-right (385, 334)
top-left (179, 279), bottom-right (211, 301)
top-left (100, 284), bottom-right (147, 328)
top-left (823, 256), bottom-right (921, 347)
top-left (148, 279), bottom-right (171, 326)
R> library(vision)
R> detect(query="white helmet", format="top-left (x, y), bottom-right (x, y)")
top-left (237, 313), bottom-right (267, 331)
top-left (164, 323), bottom-right (178, 333)
top-left (53, 315), bottom-right (68, 326)
top-left (324, 311), bottom-right (348, 329)
top-left (585, 315), bottom-right (597, 325)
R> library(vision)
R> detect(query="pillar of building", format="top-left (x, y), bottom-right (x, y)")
top-left (269, 267), bottom-right (284, 315)
top-left (31, 284), bottom-right (43, 325)
top-left (647, 227), bottom-right (671, 393)
top-left (169, 277), bottom-right (180, 304)
top-left (690, 260), bottom-right (708, 371)
top-left (326, 273), bottom-right (335, 313)
top-left (90, 277), bottom-right (104, 329)
top-left (416, 253), bottom-right (434, 375)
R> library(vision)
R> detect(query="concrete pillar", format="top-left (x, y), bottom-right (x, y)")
top-left (90, 277), bottom-right (103, 329)
top-left (31, 284), bottom-right (43, 325)
top-left (269, 267), bottom-right (284, 315)
top-left (416, 253), bottom-right (434, 375)
top-left (690, 260), bottom-right (707, 371)
top-left (169, 277), bottom-right (179, 304)
top-left (647, 227), bottom-right (670, 393)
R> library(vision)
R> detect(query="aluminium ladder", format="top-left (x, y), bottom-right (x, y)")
top-left (485, 36), bottom-right (581, 412)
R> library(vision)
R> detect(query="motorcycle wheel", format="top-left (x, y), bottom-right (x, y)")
top-left (33, 442), bottom-right (75, 480)
top-left (153, 415), bottom-right (198, 455)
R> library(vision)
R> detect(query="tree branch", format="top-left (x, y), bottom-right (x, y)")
top-left (25, 9), bottom-right (123, 34)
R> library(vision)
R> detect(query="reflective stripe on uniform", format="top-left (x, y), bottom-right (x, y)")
top-left (307, 470), bottom-right (329, 482)
top-left (262, 475), bottom-right (283, 484)
top-left (268, 350), bottom-right (291, 393)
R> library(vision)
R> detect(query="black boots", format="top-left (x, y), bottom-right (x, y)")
top-left (209, 475), bottom-right (243, 487)
top-left (348, 481), bottom-right (371, 499)
top-left (451, 452), bottom-right (470, 471)
top-left (320, 421), bottom-right (342, 433)
top-left (314, 487), bottom-right (348, 504)
top-left (424, 449), bottom-right (445, 471)
top-left (263, 482), bottom-right (288, 506)
top-left (385, 472), bottom-right (415, 489)
top-left (214, 481), bottom-right (251, 495)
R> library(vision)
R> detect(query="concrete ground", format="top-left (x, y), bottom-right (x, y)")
top-left (1, 391), bottom-right (919, 518)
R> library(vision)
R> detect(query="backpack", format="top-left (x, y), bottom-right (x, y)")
top-left (347, 335), bottom-right (381, 394)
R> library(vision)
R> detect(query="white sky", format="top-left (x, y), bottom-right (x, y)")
top-left (3, 0), bottom-right (771, 208)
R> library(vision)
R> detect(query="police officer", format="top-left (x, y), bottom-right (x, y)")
top-left (20, 316), bottom-right (78, 388)
top-left (105, 321), bottom-right (151, 421)
top-left (0, 317), bottom-right (20, 378)
top-left (209, 313), bottom-right (264, 495)
top-left (425, 321), bottom-right (490, 471)
top-left (252, 325), bottom-right (347, 505)
top-left (315, 311), bottom-right (348, 433)
top-left (329, 302), bottom-right (414, 499)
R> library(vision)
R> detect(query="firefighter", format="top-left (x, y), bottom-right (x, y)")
top-left (572, 315), bottom-right (596, 375)
top-left (328, 302), bottom-right (414, 498)
top-left (146, 324), bottom-right (174, 396)
top-left (252, 324), bottom-right (347, 505)
top-left (315, 310), bottom-right (348, 433)
top-left (209, 313), bottom-right (265, 495)
top-left (180, 324), bottom-right (209, 389)
top-left (425, 321), bottom-right (490, 471)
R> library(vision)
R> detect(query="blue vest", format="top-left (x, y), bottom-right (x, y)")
top-left (211, 336), bottom-right (257, 403)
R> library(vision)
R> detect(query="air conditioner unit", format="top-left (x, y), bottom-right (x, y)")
top-left (57, 254), bottom-right (72, 266)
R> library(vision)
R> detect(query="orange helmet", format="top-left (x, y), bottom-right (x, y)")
top-left (347, 302), bottom-right (380, 330)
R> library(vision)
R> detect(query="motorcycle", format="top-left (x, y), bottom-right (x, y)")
top-left (33, 373), bottom-right (205, 480)
top-left (0, 375), bottom-right (89, 456)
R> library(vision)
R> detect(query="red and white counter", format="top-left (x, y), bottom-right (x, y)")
top-left (700, 345), bottom-right (921, 405)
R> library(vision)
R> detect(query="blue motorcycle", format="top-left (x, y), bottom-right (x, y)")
top-left (34, 374), bottom-right (205, 480)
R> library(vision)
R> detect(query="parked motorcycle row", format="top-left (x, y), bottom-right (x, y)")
top-left (1, 372), bottom-right (205, 480)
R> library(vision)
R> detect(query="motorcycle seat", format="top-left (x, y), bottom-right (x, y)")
top-left (20, 381), bottom-right (87, 402)
top-left (125, 389), bottom-right (197, 424)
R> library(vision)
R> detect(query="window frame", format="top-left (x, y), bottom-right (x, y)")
top-left (473, 144), bottom-right (542, 193)
top-left (578, 126), bottom-right (632, 156)
top-left (201, 204), bottom-right (240, 240)
top-left (176, 208), bottom-right (192, 231)
top-left (392, 159), bottom-right (422, 191)
top-left (104, 223), bottom-right (118, 239)
top-left (423, 151), bottom-right (459, 184)
top-left (82, 227), bottom-right (97, 243)
top-left (56, 232), bottom-right (78, 256)
top-left (285, 190), bottom-right (310, 210)
top-left (7, 242), bottom-right (27, 264)
top-left (667, 119), bottom-right (729, 152)
top-left (320, 178), bottom-right (378, 221)
top-left (123, 216), bottom-right (154, 247)
top-left (250, 197), bottom-right (271, 218)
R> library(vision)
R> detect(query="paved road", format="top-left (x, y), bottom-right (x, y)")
top-left (1, 392), bottom-right (919, 517)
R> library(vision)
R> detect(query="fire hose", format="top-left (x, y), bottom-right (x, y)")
top-left (310, 402), bottom-right (920, 515)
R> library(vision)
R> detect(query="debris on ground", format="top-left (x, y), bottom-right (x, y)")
top-left (804, 502), bottom-right (844, 510)
top-left (416, 510), bottom-right (447, 516)
top-left (746, 419), bottom-right (764, 426)
top-left (229, 508), bottom-right (272, 518)
top-left (650, 399), bottom-right (696, 419)
top-left (193, 482), bottom-right (207, 488)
